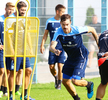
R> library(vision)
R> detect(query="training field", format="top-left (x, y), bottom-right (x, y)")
top-left (2, 77), bottom-right (108, 100)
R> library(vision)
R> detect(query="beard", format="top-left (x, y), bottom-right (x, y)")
top-left (19, 13), bottom-right (24, 16)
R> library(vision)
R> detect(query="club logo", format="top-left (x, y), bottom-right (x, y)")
top-left (73, 35), bottom-right (76, 39)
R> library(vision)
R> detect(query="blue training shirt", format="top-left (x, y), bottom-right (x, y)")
top-left (0, 13), bottom-right (15, 45)
top-left (45, 17), bottom-right (63, 50)
top-left (0, 15), bottom-right (5, 45)
top-left (98, 30), bottom-right (108, 59)
top-left (52, 25), bottom-right (89, 61)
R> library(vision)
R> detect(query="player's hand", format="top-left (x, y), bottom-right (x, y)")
top-left (54, 50), bottom-right (61, 56)
top-left (40, 46), bottom-right (45, 54)
top-left (0, 45), bottom-right (3, 50)
top-left (102, 52), bottom-right (108, 59)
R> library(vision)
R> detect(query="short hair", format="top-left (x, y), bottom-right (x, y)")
top-left (6, 2), bottom-right (15, 8)
top-left (92, 14), bottom-right (97, 17)
top-left (55, 4), bottom-right (66, 11)
top-left (17, 1), bottom-right (27, 9)
top-left (61, 14), bottom-right (71, 22)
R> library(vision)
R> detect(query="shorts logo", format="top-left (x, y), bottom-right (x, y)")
top-left (78, 72), bottom-right (80, 75)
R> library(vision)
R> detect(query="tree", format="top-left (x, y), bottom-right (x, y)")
top-left (85, 6), bottom-right (94, 25)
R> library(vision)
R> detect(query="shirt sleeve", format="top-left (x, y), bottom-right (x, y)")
top-left (77, 26), bottom-right (88, 34)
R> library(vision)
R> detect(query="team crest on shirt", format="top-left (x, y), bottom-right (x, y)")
top-left (73, 35), bottom-right (76, 39)
top-left (63, 37), bottom-right (65, 40)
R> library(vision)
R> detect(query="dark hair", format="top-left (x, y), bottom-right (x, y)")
top-left (17, 1), bottom-right (27, 9)
top-left (61, 14), bottom-right (71, 22)
top-left (55, 4), bottom-right (66, 11)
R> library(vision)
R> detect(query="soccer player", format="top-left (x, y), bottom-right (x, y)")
top-left (96, 30), bottom-right (108, 100)
top-left (0, 2), bottom-right (15, 97)
top-left (6, 1), bottom-right (35, 100)
top-left (49, 14), bottom-right (98, 100)
top-left (40, 4), bottom-right (66, 89)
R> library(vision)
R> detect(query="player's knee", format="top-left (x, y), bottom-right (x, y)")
top-left (18, 69), bottom-right (23, 74)
top-left (0, 68), bottom-right (4, 75)
top-left (26, 67), bottom-right (32, 75)
top-left (72, 79), bottom-right (78, 86)
top-left (49, 65), bottom-right (55, 70)
top-left (62, 79), bottom-right (70, 86)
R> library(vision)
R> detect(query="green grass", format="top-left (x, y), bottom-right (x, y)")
top-left (2, 77), bottom-right (108, 100)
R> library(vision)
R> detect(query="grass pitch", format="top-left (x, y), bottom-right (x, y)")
top-left (2, 77), bottom-right (108, 100)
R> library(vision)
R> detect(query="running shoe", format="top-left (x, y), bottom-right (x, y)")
top-left (20, 95), bottom-right (35, 100)
top-left (15, 91), bottom-right (21, 95)
top-left (87, 82), bottom-right (94, 99)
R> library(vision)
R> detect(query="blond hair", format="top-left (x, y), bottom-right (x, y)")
top-left (6, 2), bottom-right (15, 8)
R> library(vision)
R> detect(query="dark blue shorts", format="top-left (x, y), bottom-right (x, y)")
top-left (48, 54), bottom-right (66, 65)
top-left (62, 57), bottom-right (88, 79)
top-left (0, 51), bottom-right (4, 68)
top-left (6, 57), bottom-right (30, 72)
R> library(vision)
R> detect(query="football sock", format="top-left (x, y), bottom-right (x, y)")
top-left (24, 89), bottom-right (27, 96)
top-left (0, 86), bottom-right (4, 92)
top-left (96, 98), bottom-right (101, 100)
top-left (15, 85), bottom-right (20, 92)
top-left (86, 82), bottom-right (91, 88)
top-left (58, 80), bottom-right (62, 85)
top-left (54, 75), bottom-right (57, 79)
top-left (3, 87), bottom-right (7, 94)
top-left (73, 94), bottom-right (80, 100)
top-left (10, 91), bottom-right (12, 96)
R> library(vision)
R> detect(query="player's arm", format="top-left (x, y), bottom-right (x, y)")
top-left (49, 41), bottom-right (61, 56)
top-left (40, 30), bottom-right (49, 54)
top-left (87, 26), bottom-right (99, 46)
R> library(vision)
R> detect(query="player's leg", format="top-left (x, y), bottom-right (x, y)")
top-left (2, 69), bottom-right (10, 96)
top-left (96, 60), bottom-right (108, 100)
top-left (62, 74), bottom-right (80, 100)
top-left (56, 63), bottom-right (63, 89)
top-left (49, 64), bottom-right (57, 88)
top-left (20, 57), bottom-right (35, 100)
top-left (56, 54), bottom-right (65, 89)
top-left (8, 70), bottom-right (18, 97)
top-left (48, 55), bottom-right (58, 88)
top-left (72, 57), bottom-right (94, 99)
top-left (88, 43), bottom-right (95, 68)
top-left (6, 57), bottom-right (21, 99)
top-left (0, 52), bottom-right (5, 97)
top-left (0, 68), bottom-right (4, 97)
top-left (96, 83), bottom-right (107, 100)
top-left (15, 69), bottom-right (22, 95)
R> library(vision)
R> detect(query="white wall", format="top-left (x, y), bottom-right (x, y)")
top-left (46, 0), bottom-right (68, 15)
top-left (74, 0), bottom-right (101, 26)
top-left (0, 0), bottom-right (30, 16)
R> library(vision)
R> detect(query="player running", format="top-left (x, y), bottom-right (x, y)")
top-left (40, 4), bottom-right (66, 89)
top-left (96, 30), bottom-right (108, 100)
top-left (49, 14), bottom-right (98, 100)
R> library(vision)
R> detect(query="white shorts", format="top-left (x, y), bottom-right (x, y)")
top-left (88, 39), bottom-right (98, 52)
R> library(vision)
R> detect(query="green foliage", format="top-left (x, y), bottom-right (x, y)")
top-left (85, 6), bottom-right (94, 25)
top-left (83, 6), bottom-right (95, 48)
